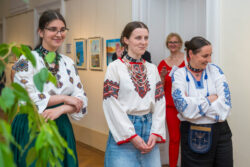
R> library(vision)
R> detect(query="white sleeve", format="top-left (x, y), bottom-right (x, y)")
top-left (67, 59), bottom-right (88, 120)
top-left (205, 64), bottom-right (232, 122)
top-left (150, 66), bottom-right (166, 143)
top-left (171, 69), bottom-right (210, 120)
top-left (103, 63), bottom-right (137, 144)
top-left (13, 56), bottom-right (50, 113)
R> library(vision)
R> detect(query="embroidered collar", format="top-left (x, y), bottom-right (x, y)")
top-left (36, 45), bottom-right (61, 75)
top-left (125, 54), bottom-right (143, 63)
top-left (188, 63), bottom-right (203, 73)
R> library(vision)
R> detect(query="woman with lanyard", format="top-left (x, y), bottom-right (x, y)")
top-left (158, 33), bottom-right (185, 167)
top-left (171, 36), bottom-right (233, 167)
top-left (103, 21), bottom-right (166, 167)
top-left (11, 10), bottom-right (88, 166)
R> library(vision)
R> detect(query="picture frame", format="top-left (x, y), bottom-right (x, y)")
top-left (74, 38), bottom-right (87, 70)
top-left (87, 37), bottom-right (103, 71)
top-left (106, 39), bottom-right (122, 66)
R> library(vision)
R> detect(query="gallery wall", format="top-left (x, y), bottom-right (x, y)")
top-left (64, 0), bottom-right (132, 147)
top-left (220, 0), bottom-right (250, 166)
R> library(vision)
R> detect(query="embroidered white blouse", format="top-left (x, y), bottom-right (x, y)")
top-left (13, 51), bottom-right (88, 120)
top-left (171, 64), bottom-right (232, 124)
top-left (103, 58), bottom-right (166, 144)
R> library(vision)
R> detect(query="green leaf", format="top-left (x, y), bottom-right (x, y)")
top-left (21, 44), bottom-right (36, 67)
top-left (26, 147), bottom-right (37, 167)
top-left (1, 87), bottom-right (15, 109)
top-left (0, 43), bottom-right (8, 49)
top-left (0, 97), bottom-right (7, 112)
top-left (35, 132), bottom-right (45, 151)
top-left (11, 46), bottom-right (22, 58)
top-left (48, 72), bottom-right (57, 86)
top-left (0, 48), bottom-right (8, 57)
top-left (0, 61), bottom-right (5, 77)
top-left (12, 83), bottom-right (30, 101)
top-left (33, 72), bottom-right (44, 92)
top-left (0, 143), bottom-right (16, 167)
top-left (45, 52), bottom-right (56, 64)
top-left (39, 68), bottom-right (49, 82)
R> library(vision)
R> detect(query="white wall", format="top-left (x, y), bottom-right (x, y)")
top-left (5, 10), bottom-right (34, 47)
top-left (220, 0), bottom-right (250, 166)
top-left (64, 0), bottom-right (132, 134)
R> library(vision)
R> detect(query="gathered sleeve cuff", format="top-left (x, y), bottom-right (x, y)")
top-left (117, 134), bottom-right (138, 145)
top-left (65, 58), bottom-right (88, 120)
top-left (150, 66), bottom-right (166, 142)
top-left (171, 69), bottom-right (210, 120)
top-left (206, 64), bottom-right (232, 122)
top-left (13, 56), bottom-right (51, 114)
top-left (103, 62), bottom-right (136, 144)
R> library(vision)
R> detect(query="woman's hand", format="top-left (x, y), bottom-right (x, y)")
top-left (64, 96), bottom-right (83, 113)
top-left (42, 108), bottom-right (62, 122)
top-left (147, 134), bottom-right (158, 151)
top-left (207, 94), bottom-right (218, 103)
top-left (131, 136), bottom-right (151, 154)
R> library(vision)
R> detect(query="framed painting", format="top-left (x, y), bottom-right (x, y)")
top-left (106, 39), bottom-right (122, 66)
top-left (87, 37), bottom-right (103, 71)
top-left (74, 38), bottom-right (87, 70)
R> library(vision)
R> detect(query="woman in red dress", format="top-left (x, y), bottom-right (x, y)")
top-left (158, 33), bottom-right (185, 167)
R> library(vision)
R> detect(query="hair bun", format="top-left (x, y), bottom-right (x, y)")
top-left (184, 41), bottom-right (190, 49)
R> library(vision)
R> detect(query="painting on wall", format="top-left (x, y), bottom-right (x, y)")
top-left (106, 39), bottom-right (122, 66)
top-left (87, 37), bottom-right (103, 71)
top-left (74, 38), bottom-right (87, 70)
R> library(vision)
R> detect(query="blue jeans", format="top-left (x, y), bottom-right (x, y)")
top-left (104, 113), bottom-right (161, 167)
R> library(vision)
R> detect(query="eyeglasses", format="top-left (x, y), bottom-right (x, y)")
top-left (168, 41), bottom-right (180, 44)
top-left (44, 27), bottom-right (69, 35)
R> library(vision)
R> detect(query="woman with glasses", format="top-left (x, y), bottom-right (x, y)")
top-left (157, 33), bottom-right (185, 167)
top-left (11, 10), bottom-right (88, 167)
top-left (172, 36), bottom-right (233, 167)
top-left (103, 21), bottom-right (166, 167)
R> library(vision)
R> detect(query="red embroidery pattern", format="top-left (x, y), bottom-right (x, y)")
top-left (130, 64), bottom-right (150, 98)
top-left (103, 79), bottom-right (119, 100)
top-left (155, 81), bottom-right (164, 101)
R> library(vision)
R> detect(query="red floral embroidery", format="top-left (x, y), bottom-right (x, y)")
top-left (130, 64), bottom-right (150, 98)
top-left (103, 79), bottom-right (119, 99)
top-left (155, 81), bottom-right (164, 101)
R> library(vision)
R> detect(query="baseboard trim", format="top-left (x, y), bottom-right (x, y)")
top-left (72, 123), bottom-right (108, 152)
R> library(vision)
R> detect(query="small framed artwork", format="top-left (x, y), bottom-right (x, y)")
top-left (106, 39), bottom-right (122, 66)
top-left (87, 37), bottom-right (103, 71)
top-left (74, 38), bottom-right (87, 70)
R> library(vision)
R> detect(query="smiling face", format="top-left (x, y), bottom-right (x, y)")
top-left (123, 28), bottom-right (149, 59)
top-left (39, 19), bottom-right (66, 51)
top-left (189, 45), bottom-right (212, 69)
top-left (167, 36), bottom-right (182, 53)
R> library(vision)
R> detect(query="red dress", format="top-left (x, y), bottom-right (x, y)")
top-left (158, 60), bottom-right (185, 167)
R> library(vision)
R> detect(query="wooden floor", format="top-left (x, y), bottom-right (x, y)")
top-left (77, 142), bottom-right (105, 167)
top-left (76, 142), bottom-right (169, 167)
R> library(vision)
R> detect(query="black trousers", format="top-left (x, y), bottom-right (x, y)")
top-left (180, 121), bottom-right (233, 167)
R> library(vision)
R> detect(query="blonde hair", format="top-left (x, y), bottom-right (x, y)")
top-left (165, 33), bottom-right (183, 49)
